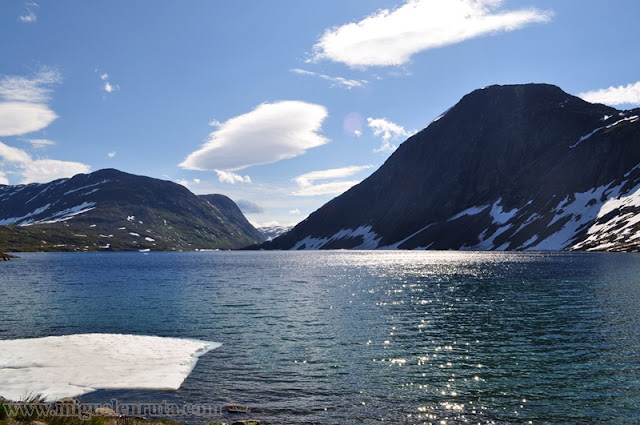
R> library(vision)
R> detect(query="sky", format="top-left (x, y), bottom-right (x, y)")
top-left (1, 0), bottom-right (640, 228)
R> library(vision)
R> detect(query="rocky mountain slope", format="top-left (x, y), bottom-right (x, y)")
top-left (261, 83), bottom-right (640, 251)
top-left (0, 169), bottom-right (263, 251)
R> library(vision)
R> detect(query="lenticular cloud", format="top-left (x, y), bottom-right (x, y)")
top-left (0, 333), bottom-right (221, 401)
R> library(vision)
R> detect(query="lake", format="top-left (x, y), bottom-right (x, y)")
top-left (1, 251), bottom-right (639, 424)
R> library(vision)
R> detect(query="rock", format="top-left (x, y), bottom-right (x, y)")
top-left (94, 407), bottom-right (119, 417)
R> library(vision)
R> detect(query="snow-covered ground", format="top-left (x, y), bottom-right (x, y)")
top-left (0, 333), bottom-right (221, 401)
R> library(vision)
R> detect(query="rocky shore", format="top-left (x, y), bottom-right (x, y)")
top-left (0, 252), bottom-right (17, 261)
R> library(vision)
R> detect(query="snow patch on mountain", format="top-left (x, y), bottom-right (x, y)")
top-left (35, 202), bottom-right (97, 225)
top-left (571, 181), bottom-right (640, 250)
top-left (63, 179), bottom-right (111, 196)
top-left (517, 234), bottom-right (539, 250)
top-left (0, 204), bottom-right (52, 225)
top-left (258, 225), bottom-right (292, 241)
top-left (490, 198), bottom-right (520, 225)
top-left (571, 115), bottom-right (639, 148)
top-left (528, 180), bottom-right (628, 250)
top-left (448, 205), bottom-right (489, 221)
top-left (472, 224), bottom-right (513, 250)
top-left (381, 223), bottom-right (436, 249)
top-left (292, 225), bottom-right (381, 250)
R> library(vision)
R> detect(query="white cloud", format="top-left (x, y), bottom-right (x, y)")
top-left (579, 81), bottom-right (640, 106)
top-left (293, 165), bottom-right (373, 188)
top-left (290, 68), bottom-right (367, 89)
top-left (312, 0), bottom-right (552, 68)
top-left (0, 102), bottom-right (58, 137)
top-left (0, 68), bottom-right (61, 137)
top-left (0, 141), bottom-right (90, 184)
top-left (180, 100), bottom-right (329, 172)
top-left (215, 170), bottom-right (251, 184)
top-left (96, 71), bottom-right (119, 94)
top-left (292, 180), bottom-right (362, 197)
top-left (175, 178), bottom-right (203, 189)
top-left (0, 171), bottom-right (8, 185)
top-left (292, 165), bottom-right (372, 196)
top-left (26, 138), bottom-right (55, 149)
top-left (108, 151), bottom-right (116, 158)
top-left (18, 2), bottom-right (38, 23)
top-left (367, 117), bottom-right (415, 153)
top-left (20, 159), bottom-right (90, 184)
top-left (289, 208), bottom-right (301, 215)
top-left (0, 142), bottom-right (31, 163)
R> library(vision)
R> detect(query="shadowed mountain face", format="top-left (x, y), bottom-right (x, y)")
top-left (0, 169), bottom-right (263, 251)
top-left (262, 84), bottom-right (640, 251)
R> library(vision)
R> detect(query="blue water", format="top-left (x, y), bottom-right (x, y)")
top-left (1, 251), bottom-right (639, 424)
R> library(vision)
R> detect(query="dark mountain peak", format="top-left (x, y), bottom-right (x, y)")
top-left (262, 83), bottom-right (640, 252)
top-left (467, 82), bottom-right (567, 97)
top-left (0, 169), bottom-right (263, 251)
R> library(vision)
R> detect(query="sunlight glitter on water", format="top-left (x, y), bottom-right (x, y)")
top-left (1, 251), bottom-right (639, 424)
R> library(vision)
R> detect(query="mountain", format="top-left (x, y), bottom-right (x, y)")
top-left (0, 169), bottom-right (263, 251)
top-left (261, 83), bottom-right (640, 252)
top-left (257, 225), bottom-right (293, 241)
top-left (198, 194), bottom-right (264, 242)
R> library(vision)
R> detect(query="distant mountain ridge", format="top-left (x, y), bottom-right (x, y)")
top-left (0, 168), bottom-right (263, 251)
top-left (257, 225), bottom-right (293, 241)
top-left (262, 83), bottom-right (640, 251)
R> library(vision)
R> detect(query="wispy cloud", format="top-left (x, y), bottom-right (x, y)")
top-left (312, 0), bottom-right (552, 68)
top-left (107, 151), bottom-right (116, 158)
top-left (0, 68), bottom-right (61, 137)
top-left (0, 141), bottom-right (90, 184)
top-left (180, 100), bottom-right (329, 172)
top-left (215, 170), bottom-right (251, 184)
top-left (292, 165), bottom-right (373, 196)
top-left (289, 208), bottom-right (301, 215)
top-left (25, 138), bottom-right (55, 149)
top-left (579, 81), bottom-right (640, 107)
top-left (290, 68), bottom-right (367, 89)
top-left (367, 117), bottom-right (415, 153)
top-left (0, 68), bottom-right (60, 103)
top-left (18, 1), bottom-right (38, 23)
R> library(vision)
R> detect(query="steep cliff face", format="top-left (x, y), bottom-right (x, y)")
top-left (262, 84), bottom-right (640, 251)
top-left (0, 169), bottom-right (263, 251)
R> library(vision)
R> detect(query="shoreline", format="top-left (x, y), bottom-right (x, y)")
top-left (0, 252), bottom-right (18, 261)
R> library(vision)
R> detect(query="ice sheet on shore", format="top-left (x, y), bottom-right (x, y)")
top-left (0, 333), bottom-right (221, 401)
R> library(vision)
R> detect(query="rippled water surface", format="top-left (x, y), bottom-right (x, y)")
top-left (1, 251), bottom-right (639, 424)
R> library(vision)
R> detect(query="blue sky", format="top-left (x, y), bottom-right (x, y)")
top-left (1, 0), bottom-right (640, 227)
